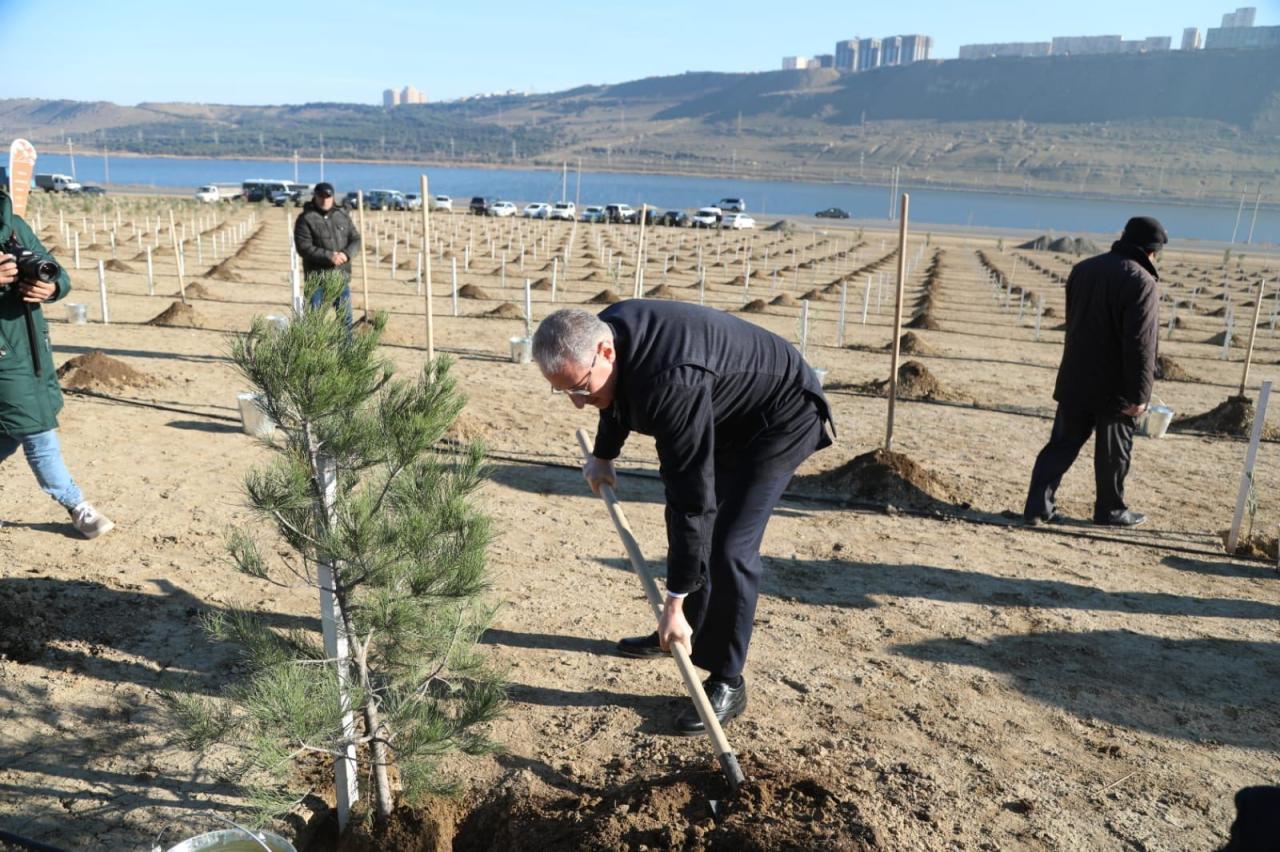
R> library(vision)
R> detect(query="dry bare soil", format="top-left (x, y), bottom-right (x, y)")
top-left (1, 197), bottom-right (1278, 851)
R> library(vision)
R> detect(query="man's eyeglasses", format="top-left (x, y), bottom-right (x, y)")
top-left (551, 353), bottom-right (597, 396)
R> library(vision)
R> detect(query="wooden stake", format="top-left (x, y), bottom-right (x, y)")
top-left (574, 429), bottom-right (745, 791)
top-left (1227, 380), bottom-right (1272, 553)
top-left (633, 204), bottom-right (648, 299)
top-left (421, 175), bottom-right (434, 360)
top-left (885, 193), bottom-right (910, 452)
top-left (356, 191), bottom-right (370, 316)
top-left (1239, 279), bottom-right (1267, 396)
top-left (96, 260), bottom-right (109, 324)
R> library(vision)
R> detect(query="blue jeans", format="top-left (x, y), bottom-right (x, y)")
top-left (308, 281), bottom-right (354, 330)
top-left (0, 429), bottom-right (83, 510)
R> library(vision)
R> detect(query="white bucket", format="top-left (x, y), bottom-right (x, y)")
top-left (161, 828), bottom-right (295, 852)
top-left (65, 303), bottom-right (87, 324)
top-left (811, 366), bottom-right (828, 387)
top-left (263, 315), bottom-right (288, 332)
top-left (509, 336), bottom-right (532, 364)
top-left (237, 392), bottom-right (276, 440)
top-left (1137, 403), bottom-right (1174, 438)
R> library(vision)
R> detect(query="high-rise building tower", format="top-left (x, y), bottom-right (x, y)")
top-left (857, 37), bottom-right (881, 70)
top-left (383, 88), bottom-right (400, 108)
top-left (1181, 27), bottom-right (1202, 49)
top-left (881, 36), bottom-right (902, 65)
top-left (899, 34), bottom-right (933, 63)
top-left (1221, 7), bottom-right (1257, 27)
top-left (835, 39), bottom-right (859, 72)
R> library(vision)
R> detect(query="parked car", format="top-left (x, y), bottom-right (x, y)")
top-left (489, 201), bottom-right (517, 218)
top-left (34, 173), bottom-right (81, 193)
top-left (403, 193), bottom-right (424, 210)
top-left (430, 195), bottom-right (453, 211)
top-left (718, 197), bottom-right (746, 212)
top-left (242, 179), bottom-right (291, 203)
top-left (604, 203), bottom-right (637, 224)
top-left (470, 196), bottom-right (493, 215)
top-left (522, 202), bottom-right (552, 219)
top-left (343, 191), bottom-right (364, 210)
top-left (658, 210), bottom-right (688, 227)
top-left (721, 212), bottom-right (756, 230)
top-left (367, 189), bottom-right (408, 211)
top-left (270, 182), bottom-right (308, 206)
top-left (815, 207), bottom-right (850, 219)
top-left (549, 202), bottom-right (576, 221)
top-left (81, 185), bottom-right (107, 196)
top-left (581, 205), bottom-right (607, 223)
top-left (691, 207), bottom-right (722, 228)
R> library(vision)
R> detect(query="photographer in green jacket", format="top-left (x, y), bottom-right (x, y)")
top-left (0, 188), bottom-right (112, 538)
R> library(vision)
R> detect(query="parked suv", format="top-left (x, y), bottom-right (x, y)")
top-left (367, 189), bottom-right (408, 211)
top-left (691, 207), bottom-right (722, 228)
top-left (581, 205), bottom-right (606, 223)
top-left (470, 196), bottom-right (493, 215)
top-left (549, 202), bottom-right (576, 221)
top-left (718, 197), bottom-right (746, 212)
top-left (604, 203), bottom-right (638, 224)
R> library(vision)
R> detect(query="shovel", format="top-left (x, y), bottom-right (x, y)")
top-left (576, 428), bottom-right (746, 791)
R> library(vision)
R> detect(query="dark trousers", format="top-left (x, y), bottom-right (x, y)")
top-left (682, 412), bottom-right (825, 679)
top-left (1024, 403), bottom-right (1135, 522)
top-left (307, 276), bottom-right (354, 330)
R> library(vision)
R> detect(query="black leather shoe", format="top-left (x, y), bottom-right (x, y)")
top-left (1095, 510), bottom-right (1146, 527)
top-left (675, 677), bottom-right (747, 736)
top-left (1023, 510), bottom-right (1066, 527)
top-left (617, 631), bottom-right (666, 659)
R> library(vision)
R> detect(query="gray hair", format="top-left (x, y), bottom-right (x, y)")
top-left (532, 308), bottom-right (611, 373)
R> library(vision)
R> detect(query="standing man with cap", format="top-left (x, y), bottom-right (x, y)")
top-left (1023, 216), bottom-right (1167, 527)
top-left (533, 301), bottom-right (835, 735)
top-left (293, 182), bottom-right (361, 327)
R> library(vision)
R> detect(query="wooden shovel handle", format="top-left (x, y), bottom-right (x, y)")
top-left (575, 429), bottom-right (745, 789)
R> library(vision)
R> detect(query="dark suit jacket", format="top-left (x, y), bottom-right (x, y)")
top-left (1054, 241), bottom-right (1159, 415)
top-left (293, 202), bottom-right (361, 276)
top-left (592, 300), bottom-right (834, 593)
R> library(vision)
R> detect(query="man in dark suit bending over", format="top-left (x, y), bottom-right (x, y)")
top-left (533, 301), bottom-right (834, 734)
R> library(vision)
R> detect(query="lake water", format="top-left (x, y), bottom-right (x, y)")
top-left (33, 153), bottom-right (1277, 245)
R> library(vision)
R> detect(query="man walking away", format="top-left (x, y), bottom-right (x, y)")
top-left (1024, 216), bottom-right (1166, 527)
top-left (293, 182), bottom-right (361, 327)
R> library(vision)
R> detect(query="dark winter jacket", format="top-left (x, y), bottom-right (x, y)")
top-left (1053, 241), bottom-right (1160, 415)
top-left (293, 202), bottom-right (361, 276)
top-left (592, 300), bottom-right (834, 594)
top-left (0, 191), bottom-right (71, 437)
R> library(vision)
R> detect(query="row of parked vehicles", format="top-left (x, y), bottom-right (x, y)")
top-left (466, 197), bottom-right (756, 228)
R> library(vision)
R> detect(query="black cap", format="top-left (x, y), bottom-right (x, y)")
top-left (314, 182), bottom-right (335, 198)
top-left (1120, 216), bottom-right (1168, 253)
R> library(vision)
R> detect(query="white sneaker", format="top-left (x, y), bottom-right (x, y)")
top-left (70, 502), bottom-right (115, 539)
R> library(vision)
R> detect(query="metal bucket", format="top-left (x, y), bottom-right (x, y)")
top-left (237, 392), bottom-right (276, 440)
top-left (1137, 403), bottom-right (1174, 438)
top-left (509, 336), bottom-right (532, 364)
top-left (65, 303), bottom-right (87, 324)
top-left (161, 828), bottom-right (295, 852)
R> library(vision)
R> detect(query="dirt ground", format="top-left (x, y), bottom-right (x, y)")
top-left (1, 197), bottom-right (1278, 851)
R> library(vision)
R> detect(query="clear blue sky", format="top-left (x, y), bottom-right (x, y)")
top-left (9, 0), bottom-right (1278, 105)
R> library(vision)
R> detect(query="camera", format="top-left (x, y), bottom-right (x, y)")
top-left (2, 236), bottom-right (62, 287)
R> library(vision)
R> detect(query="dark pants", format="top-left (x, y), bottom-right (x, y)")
top-left (682, 410), bottom-right (826, 679)
top-left (1024, 403), bottom-right (1135, 522)
top-left (307, 277), bottom-right (354, 330)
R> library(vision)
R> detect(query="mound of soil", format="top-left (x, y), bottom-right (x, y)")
top-left (1171, 395), bottom-right (1280, 439)
top-left (484, 302), bottom-right (525, 319)
top-left (580, 271), bottom-right (607, 282)
top-left (884, 332), bottom-right (936, 356)
top-left (800, 289), bottom-right (826, 301)
top-left (529, 277), bottom-right (553, 291)
top-left (770, 293), bottom-right (800, 307)
top-left (103, 259), bottom-right (134, 273)
top-left (1205, 331), bottom-right (1244, 347)
top-left (906, 312), bottom-right (940, 330)
top-left (740, 299), bottom-right (768, 313)
top-left (1041, 306), bottom-right (1057, 318)
top-left (203, 259), bottom-right (247, 282)
top-left (1155, 354), bottom-right (1196, 382)
top-left (1220, 529), bottom-right (1279, 561)
top-left (56, 351), bottom-right (152, 391)
top-left (586, 290), bottom-right (620, 304)
top-left (857, 361), bottom-right (960, 402)
top-left (451, 757), bottom-right (878, 852)
top-left (182, 282), bottom-right (216, 300)
top-left (446, 412), bottom-right (490, 444)
top-left (796, 447), bottom-right (957, 509)
top-left (458, 284), bottom-right (491, 300)
top-left (724, 275), bottom-right (746, 286)
top-left (765, 219), bottom-right (795, 233)
top-left (645, 284), bottom-right (678, 298)
top-left (146, 301), bottom-right (202, 328)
